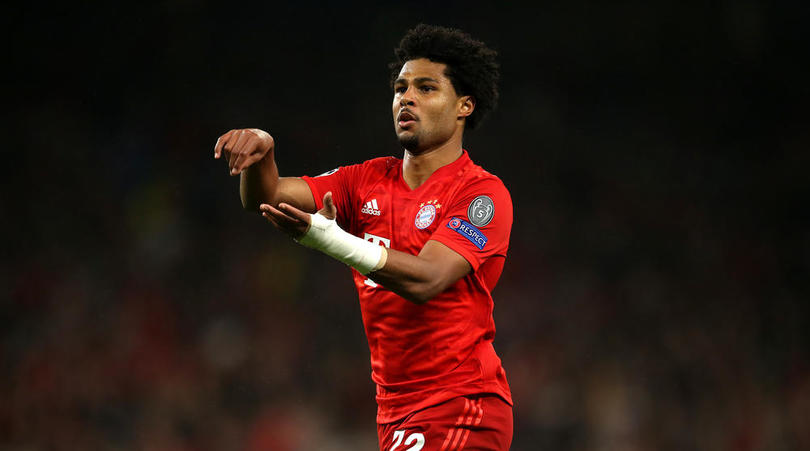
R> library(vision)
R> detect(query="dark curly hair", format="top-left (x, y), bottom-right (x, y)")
top-left (390, 24), bottom-right (500, 130)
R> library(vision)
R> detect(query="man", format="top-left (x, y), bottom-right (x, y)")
top-left (214, 24), bottom-right (513, 450)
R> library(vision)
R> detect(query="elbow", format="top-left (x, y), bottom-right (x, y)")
top-left (372, 255), bottom-right (466, 305)
top-left (241, 197), bottom-right (263, 213)
top-left (401, 280), bottom-right (445, 305)
top-left (241, 194), bottom-right (277, 212)
top-left (240, 188), bottom-right (257, 212)
top-left (403, 292), bottom-right (430, 305)
top-left (395, 264), bottom-right (463, 305)
top-left (242, 199), bottom-right (259, 212)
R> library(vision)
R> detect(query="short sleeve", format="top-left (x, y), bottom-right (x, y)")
top-left (429, 176), bottom-right (513, 271)
top-left (301, 164), bottom-right (362, 228)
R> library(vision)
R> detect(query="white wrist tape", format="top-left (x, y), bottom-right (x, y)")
top-left (296, 213), bottom-right (386, 275)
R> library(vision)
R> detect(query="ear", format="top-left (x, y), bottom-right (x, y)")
top-left (457, 95), bottom-right (475, 119)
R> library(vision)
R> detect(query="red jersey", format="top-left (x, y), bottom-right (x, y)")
top-left (301, 150), bottom-right (512, 423)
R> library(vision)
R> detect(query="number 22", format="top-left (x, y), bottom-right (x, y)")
top-left (390, 430), bottom-right (425, 450)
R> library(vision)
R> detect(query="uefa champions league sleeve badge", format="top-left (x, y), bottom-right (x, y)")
top-left (467, 195), bottom-right (494, 227)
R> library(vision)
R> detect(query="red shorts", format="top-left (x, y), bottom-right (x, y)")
top-left (377, 394), bottom-right (513, 451)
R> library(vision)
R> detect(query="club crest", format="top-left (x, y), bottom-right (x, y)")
top-left (415, 199), bottom-right (441, 229)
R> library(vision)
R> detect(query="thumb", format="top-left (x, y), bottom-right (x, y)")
top-left (319, 192), bottom-right (337, 220)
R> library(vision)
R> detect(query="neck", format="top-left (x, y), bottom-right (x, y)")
top-left (402, 138), bottom-right (463, 190)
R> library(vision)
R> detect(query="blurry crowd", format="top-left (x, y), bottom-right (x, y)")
top-left (4, 2), bottom-right (807, 450)
top-left (4, 112), bottom-right (807, 450)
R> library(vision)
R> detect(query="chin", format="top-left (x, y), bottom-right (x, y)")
top-left (398, 133), bottom-right (420, 152)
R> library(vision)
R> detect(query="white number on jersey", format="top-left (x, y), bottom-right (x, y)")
top-left (390, 430), bottom-right (425, 451)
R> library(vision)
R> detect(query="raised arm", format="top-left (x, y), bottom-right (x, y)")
top-left (214, 128), bottom-right (316, 212)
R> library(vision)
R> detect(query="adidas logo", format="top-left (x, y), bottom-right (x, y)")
top-left (361, 199), bottom-right (381, 216)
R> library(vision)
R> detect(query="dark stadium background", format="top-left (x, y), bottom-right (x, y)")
top-left (4, 2), bottom-right (808, 450)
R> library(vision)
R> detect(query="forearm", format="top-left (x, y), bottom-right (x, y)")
top-left (240, 152), bottom-right (280, 211)
top-left (368, 249), bottom-right (455, 304)
top-left (265, 206), bottom-right (470, 305)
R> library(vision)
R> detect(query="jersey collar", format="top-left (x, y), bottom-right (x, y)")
top-left (399, 149), bottom-right (472, 191)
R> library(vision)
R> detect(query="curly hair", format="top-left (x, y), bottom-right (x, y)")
top-left (390, 24), bottom-right (500, 130)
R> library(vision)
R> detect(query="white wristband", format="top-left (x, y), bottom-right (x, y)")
top-left (296, 213), bottom-right (387, 275)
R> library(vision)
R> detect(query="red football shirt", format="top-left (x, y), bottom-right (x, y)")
top-left (301, 150), bottom-right (513, 423)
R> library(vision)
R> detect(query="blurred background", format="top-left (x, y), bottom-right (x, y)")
top-left (3, 1), bottom-right (808, 450)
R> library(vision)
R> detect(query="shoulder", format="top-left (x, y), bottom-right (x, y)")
top-left (360, 155), bottom-right (400, 174)
top-left (459, 163), bottom-right (511, 202)
top-left (314, 156), bottom-right (398, 179)
top-left (344, 156), bottom-right (400, 187)
top-left (448, 162), bottom-right (512, 227)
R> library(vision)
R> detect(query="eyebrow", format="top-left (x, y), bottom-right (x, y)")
top-left (394, 77), bottom-right (441, 85)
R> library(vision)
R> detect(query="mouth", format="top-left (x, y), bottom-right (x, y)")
top-left (397, 109), bottom-right (418, 129)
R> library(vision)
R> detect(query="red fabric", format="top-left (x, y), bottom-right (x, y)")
top-left (377, 394), bottom-right (513, 451)
top-left (301, 150), bottom-right (513, 423)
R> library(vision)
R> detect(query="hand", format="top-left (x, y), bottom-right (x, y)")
top-left (213, 128), bottom-right (275, 175)
top-left (260, 192), bottom-right (338, 238)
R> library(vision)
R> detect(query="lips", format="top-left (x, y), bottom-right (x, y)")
top-left (397, 109), bottom-right (418, 128)
top-left (398, 110), bottom-right (417, 121)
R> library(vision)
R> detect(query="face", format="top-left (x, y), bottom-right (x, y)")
top-left (392, 58), bottom-right (473, 152)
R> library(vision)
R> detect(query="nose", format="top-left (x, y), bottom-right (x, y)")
top-left (400, 87), bottom-right (415, 106)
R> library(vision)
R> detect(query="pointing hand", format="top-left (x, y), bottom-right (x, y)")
top-left (213, 128), bottom-right (275, 175)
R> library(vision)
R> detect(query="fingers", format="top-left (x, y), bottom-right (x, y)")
top-left (227, 130), bottom-right (249, 174)
top-left (214, 129), bottom-right (235, 159)
top-left (261, 203), bottom-right (298, 224)
top-left (261, 208), bottom-right (282, 229)
top-left (234, 152), bottom-right (264, 173)
top-left (213, 129), bottom-right (274, 175)
top-left (320, 192), bottom-right (337, 220)
top-left (261, 204), bottom-right (299, 232)
top-left (231, 135), bottom-right (263, 174)
top-left (260, 203), bottom-right (311, 238)
top-left (277, 202), bottom-right (311, 224)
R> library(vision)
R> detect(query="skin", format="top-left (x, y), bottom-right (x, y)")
top-left (214, 58), bottom-right (476, 304)
top-left (393, 59), bottom-right (474, 189)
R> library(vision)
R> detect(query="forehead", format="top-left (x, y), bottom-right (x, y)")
top-left (396, 58), bottom-right (450, 82)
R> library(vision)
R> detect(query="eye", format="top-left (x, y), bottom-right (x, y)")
top-left (394, 86), bottom-right (407, 94)
top-left (420, 86), bottom-right (435, 93)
